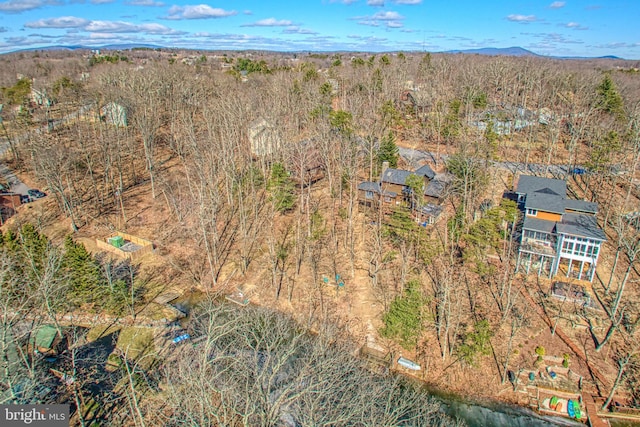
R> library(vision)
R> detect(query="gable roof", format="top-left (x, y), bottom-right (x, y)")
top-left (33, 325), bottom-right (58, 350)
top-left (557, 213), bottom-right (606, 241)
top-left (516, 175), bottom-right (566, 198)
top-left (381, 168), bottom-right (413, 186)
top-left (414, 164), bottom-right (436, 180)
top-left (358, 181), bottom-right (380, 192)
top-left (525, 192), bottom-right (566, 214)
top-left (358, 181), bottom-right (397, 197)
top-left (424, 180), bottom-right (446, 198)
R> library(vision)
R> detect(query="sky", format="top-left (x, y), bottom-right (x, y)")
top-left (0, 0), bottom-right (638, 58)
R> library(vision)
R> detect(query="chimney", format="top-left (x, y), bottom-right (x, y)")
top-left (381, 161), bottom-right (389, 178)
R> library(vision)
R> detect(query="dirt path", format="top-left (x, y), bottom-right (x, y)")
top-left (345, 213), bottom-right (385, 343)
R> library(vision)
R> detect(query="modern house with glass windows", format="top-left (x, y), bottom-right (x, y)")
top-left (515, 175), bottom-right (606, 282)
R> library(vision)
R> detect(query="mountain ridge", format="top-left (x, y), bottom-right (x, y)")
top-left (442, 46), bottom-right (621, 60)
top-left (6, 44), bottom-right (624, 60)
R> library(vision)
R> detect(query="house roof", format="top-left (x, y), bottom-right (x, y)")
top-left (564, 199), bottom-right (598, 215)
top-left (522, 216), bottom-right (556, 234)
top-left (407, 90), bottom-right (433, 107)
top-left (358, 181), bottom-right (396, 197)
top-left (424, 180), bottom-right (447, 198)
top-left (381, 168), bottom-right (413, 186)
top-left (557, 213), bottom-right (607, 241)
top-left (417, 203), bottom-right (443, 217)
top-left (34, 325), bottom-right (58, 350)
top-left (525, 192), bottom-right (566, 214)
top-left (414, 164), bottom-right (436, 180)
top-left (359, 181), bottom-right (380, 192)
top-left (516, 175), bottom-right (567, 198)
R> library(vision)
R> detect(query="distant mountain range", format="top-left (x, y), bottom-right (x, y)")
top-left (444, 46), bottom-right (537, 57)
top-left (443, 46), bottom-right (621, 60)
top-left (17, 43), bottom-right (163, 52)
top-left (9, 44), bottom-right (623, 60)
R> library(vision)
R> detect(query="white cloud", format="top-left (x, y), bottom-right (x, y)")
top-left (0, 0), bottom-right (59, 13)
top-left (85, 20), bottom-right (183, 34)
top-left (91, 0), bottom-right (115, 4)
top-left (25, 16), bottom-right (184, 35)
top-left (563, 21), bottom-right (588, 30)
top-left (393, 0), bottom-right (421, 4)
top-left (25, 16), bottom-right (90, 28)
top-left (591, 42), bottom-right (640, 49)
top-left (355, 10), bottom-right (404, 28)
top-left (506, 14), bottom-right (538, 22)
top-left (283, 26), bottom-right (317, 35)
top-left (166, 4), bottom-right (237, 20)
top-left (242, 18), bottom-right (293, 27)
top-left (125, 0), bottom-right (164, 6)
top-left (137, 22), bottom-right (182, 34)
top-left (367, 0), bottom-right (384, 6)
top-left (549, 1), bottom-right (565, 8)
top-left (372, 11), bottom-right (403, 20)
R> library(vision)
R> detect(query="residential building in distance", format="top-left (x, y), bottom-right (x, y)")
top-left (358, 162), bottom-right (447, 226)
top-left (100, 102), bottom-right (128, 127)
top-left (515, 175), bottom-right (605, 282)
top-left (249, 118), bottom-right (281, 157)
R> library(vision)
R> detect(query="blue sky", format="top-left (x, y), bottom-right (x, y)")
top-left (0, 0), bottom-right (638, 58)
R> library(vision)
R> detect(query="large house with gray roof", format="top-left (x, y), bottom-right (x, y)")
top-left (515, 175), bottom-right (605, 282)
top-left (358, 162), bottom-right (447, 225)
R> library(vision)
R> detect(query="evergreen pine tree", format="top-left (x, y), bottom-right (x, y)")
top-left (377, 131), bottom-right (399, 168)
top-left (596, 74), bottom-right (625, 119)
top-left (268, 163), bottom-right (296, 213)
top-left (381, 280), bottom-right (427, 349)
top-left (62, 235), bottom-right (104, 307)
top-left (19, 224), bottom-right (49, 280)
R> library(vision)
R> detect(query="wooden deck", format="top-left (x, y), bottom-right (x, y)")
top-left (583, 393), bottom-right (609, 427)
top-left (153, 292), bottom-right (180, 304)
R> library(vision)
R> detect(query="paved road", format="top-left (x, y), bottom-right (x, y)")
top-left (0, 163), bottom-right (30, 196)
top-left (0, 131), bottom-right (33, 196)
top-left (399, 146), bottom-right (575, 179)
top-left (0, 103), bottom-right (93, 197)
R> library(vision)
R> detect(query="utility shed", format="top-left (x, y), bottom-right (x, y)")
top-left (32, 325), bottom-right (60, 355)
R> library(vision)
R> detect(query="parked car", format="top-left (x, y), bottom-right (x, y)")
top-left (571, 167), bottom-right (587, 175)
top-left (20, 194), bottom-right (31, 204)
top-left (27, 189), bottom-right (46, 199)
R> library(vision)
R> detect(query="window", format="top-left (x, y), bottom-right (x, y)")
top-left (526, 208), bottom-right (538, 216)
top-left (525, 230), bottom-right (550, 242)
top-left (365, 191), bottom-right (374, 200)
top-left (562, 241), bottom-right (574, 252)
top-left (384, 196), bottom-right (392, 203)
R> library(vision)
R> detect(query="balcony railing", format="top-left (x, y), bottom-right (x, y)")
top-left (519, 238), bottom-right (557, 256)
